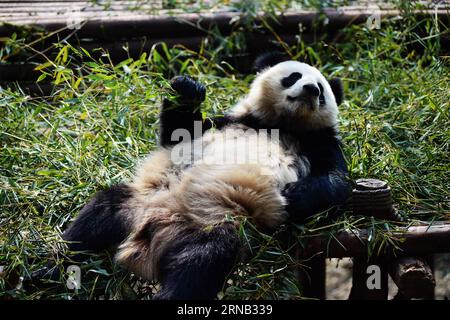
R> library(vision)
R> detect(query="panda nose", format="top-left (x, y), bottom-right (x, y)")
top-left (303, 84), bottom-right (320, 97)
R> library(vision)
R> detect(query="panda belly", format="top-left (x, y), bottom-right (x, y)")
top-left (116, 125), bottom-right (299, 279)
top-left (172, 124), bottom-right (298, 228)
top-left (131, 124), bottom-right (299, 228)
top-left (192, 124), bottom-right (299, 189)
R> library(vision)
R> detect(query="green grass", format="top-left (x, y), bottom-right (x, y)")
top-left (0, 2), bottom-right (449, 299)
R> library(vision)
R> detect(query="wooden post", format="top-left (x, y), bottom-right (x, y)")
top-left (349, 179), bottom-right (394, 300)
top-left (389, 256), bottom-right (435, 300)
top-left (352, 178), bottom-right (401, 221)
top-left (296, 243), bottom-right (326, 300)
top-left (348, 256), bottom-right (389, 300)
top-left (422, 254), bottom-right (435, 299)
top-left (303, 256), bottom-right (326, 300)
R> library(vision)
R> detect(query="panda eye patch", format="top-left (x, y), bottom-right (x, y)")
top-left (318, 83), bottom-right (326, 105)
top-left (281, 72), bottom-right (302, 88)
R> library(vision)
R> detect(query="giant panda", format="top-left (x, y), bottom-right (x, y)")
top-left (58, 53), bottom-right (350, 299)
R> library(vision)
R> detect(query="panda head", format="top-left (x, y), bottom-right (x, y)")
top-left (232, 53), bottom-right (344, 131)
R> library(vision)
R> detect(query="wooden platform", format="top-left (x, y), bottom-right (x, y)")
top-left (0, 1), bottom-right (449, 94)
top-left (1, 2), bottom-right (449, 32)
top-left (0, 0), bottom-right (163, 26)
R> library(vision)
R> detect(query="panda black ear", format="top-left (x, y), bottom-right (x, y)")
top-left (252, 52), bottom-right (289, 73)
top-left (329, 78), bottom-right (344, 105)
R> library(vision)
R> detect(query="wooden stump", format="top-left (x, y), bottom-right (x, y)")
top-left (349, 179), bottom-right (392, 300)
top-left (389, 256), bottom-right (435, 300)
top-left (352, 178), bottom-right (401, 220)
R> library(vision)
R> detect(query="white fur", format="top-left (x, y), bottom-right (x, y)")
top-left (192, 124), bottom-right (300, 188)
top-left (231, 61), bottom-right (339, 130)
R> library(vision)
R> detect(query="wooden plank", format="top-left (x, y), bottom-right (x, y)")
top-left (0, 0), bottom-right (162, 16)
top-left (0, 0), bottom-right (137, 1)
top-left (0, 81), bottom-right (54, 96)
top-left (0, 12), bottom-right (161, 21)
top-left (0, 6), bottom-right (158, 12)
top-left (1, 9), bottom-right (446, 40)
top-left (0, 33), bottom-right (304, 85)
top-left (0, 6), bottom-right (448, 92)
top-left (0, 1), bottom-right (160, 9)
top-left (0, 0), bottom-right (157, 2)
top-left (1, 8), bottom-right (448, 27)
top-left (303, 223), bottom-right (450, 258)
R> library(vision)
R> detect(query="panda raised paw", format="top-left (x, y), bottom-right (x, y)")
top-left (170, 75), bottom-right (206, 104)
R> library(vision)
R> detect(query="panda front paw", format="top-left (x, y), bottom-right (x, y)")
top-left (170, 76), bottom-right (206, 104)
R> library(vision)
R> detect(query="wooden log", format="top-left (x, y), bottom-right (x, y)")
top-left (389, 256), bottom-right (435, 300)
top-left (0, 32), bottom-right (307, 86)
top-left (420, 254), bottom-right (435, 299)
top-left (352, 178), bottom-right (402, 220)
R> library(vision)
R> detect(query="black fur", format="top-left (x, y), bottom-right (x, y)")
top-left (170, 75), bottom-right (206, 103)
top-left (202, 114), bottom-right (233, 132)
top-left (329, 78), bottom-right (344, 105)
top-left (62, 184), bottom-right (132, 254)
top-left (28, 184), bottom-right (133, 286)
top-left (282, 128), bottom-right (350, 220)
top-left (160, 76), bottom-right (206, 146)
top-left (318, 83), bottom-right (326, 105)
top-left (281, 72), bottom-right (303, 88)
top-left (155, 224), bottom-right (240, 300)
top-left (253, 52), bottom-right (289, 72)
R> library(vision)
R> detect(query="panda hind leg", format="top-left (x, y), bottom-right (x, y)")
top-left (28, 184), bottom-right (133, 284)
top-left (155, 224), bottom-right (240, 300)
top-left (62, 183), bottom-right (133, 255)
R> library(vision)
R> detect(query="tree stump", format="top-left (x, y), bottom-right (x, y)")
top-left (352, 178), bottom-right (401, 221)
top-left (389, 256), bottom-right (435, 300)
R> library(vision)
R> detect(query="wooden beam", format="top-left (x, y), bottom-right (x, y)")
top-left (303, 223), bottom-right (450, 258)
top-left (1, 9), bottom-right (448, 38)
